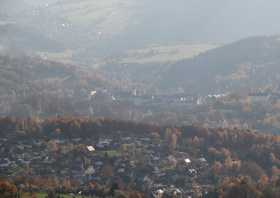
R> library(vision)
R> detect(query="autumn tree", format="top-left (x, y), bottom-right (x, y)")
top-left (219, 177), bottom-right (262, 198)
top-left (0, 180), bottom-right (18, 198)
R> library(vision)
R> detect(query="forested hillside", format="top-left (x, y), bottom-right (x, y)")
top-left (159, 36), bottom-right (280, 93)
top-left (0, 52), bottom-right (112, 117)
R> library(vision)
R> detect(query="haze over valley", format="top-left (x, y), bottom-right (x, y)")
top-left (2, 1), bottom-right (280, 198)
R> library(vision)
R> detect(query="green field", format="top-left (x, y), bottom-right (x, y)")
top-left (121, 43), bottom-right (218, 64)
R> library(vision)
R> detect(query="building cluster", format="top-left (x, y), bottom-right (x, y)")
top-left (0, 131), bottom-right (213, 197)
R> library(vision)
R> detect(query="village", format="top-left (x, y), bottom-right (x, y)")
top-left (87, 88), bottom-right (280, 134)
top-left (0, 128), bottom-right (213, 198)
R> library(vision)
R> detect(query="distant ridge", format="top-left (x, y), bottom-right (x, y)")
top-left (159, 35), bottom-right (280, 93)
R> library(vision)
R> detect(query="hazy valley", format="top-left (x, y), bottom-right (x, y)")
top-left (2, 1), bottom-right (280, 198)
